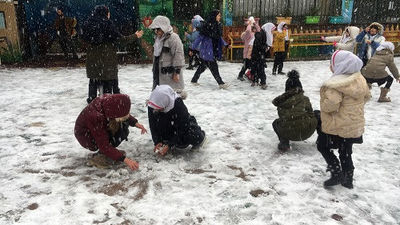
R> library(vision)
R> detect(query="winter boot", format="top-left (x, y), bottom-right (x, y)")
top-left (341, 170), bottom-right (354, 189)
top-left (324, 164), bottom-right (343, 187)
top-left (277, 139), bottom-right (290, 151)
top-left (378, 87), bottom-right (391, 102)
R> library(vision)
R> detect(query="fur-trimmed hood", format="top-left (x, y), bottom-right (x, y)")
top-left (322, 72), bottom-right (368, 99)
top-left (369, 22), bottom-right (384, 35)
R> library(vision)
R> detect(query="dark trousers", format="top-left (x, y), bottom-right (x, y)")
top-left (273, 52), bottom-right (286, 73)
top-left (251, 60), bottom-right (266, 85)
top-left (180, 116), bottom-right (206, 148)
top-left (314, 110), bottom-right (360, 173)
top-left (272, 119), bottom-right (289, 145)
top-left (58, 36), bottom-right (77, 58)
top-left (365, 76), bottom-right (394, 89)
top-left (191, 59), bottom-right (225, 85)
top-left (188, 48), bottom-right (199, 67)
top-left (87, 79), bottom-right (120, 104)
top-left (238, 58), bottom-right (252, 78)
top-left (317, 132), bottom-right (355, 173)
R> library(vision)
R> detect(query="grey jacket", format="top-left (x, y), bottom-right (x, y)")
top-left (361, 49), bottom-right (399, 80)
top-left (150, 16), bottom-right (185, 91)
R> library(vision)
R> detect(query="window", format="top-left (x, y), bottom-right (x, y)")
top-left (0, 12), bottom-right (5, 29)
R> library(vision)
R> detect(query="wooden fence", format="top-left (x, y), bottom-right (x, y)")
top-left (224, 23), bottom-right (400, 61)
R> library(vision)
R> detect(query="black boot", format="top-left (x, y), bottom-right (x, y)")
top-left (341, 170), bottom-right (354, 189)
top-left (324, 164), bottom-right (343, 187)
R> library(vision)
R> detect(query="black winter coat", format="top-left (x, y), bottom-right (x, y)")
top-left (272, 88), bottom-right (317, 141)
top-left (148, 98), bottom-right (204, 148)
top-left (251, 30), bottom-right (268, 62)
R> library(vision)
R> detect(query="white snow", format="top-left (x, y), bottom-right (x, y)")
top-left (0, 59), bottom-right (399, 225)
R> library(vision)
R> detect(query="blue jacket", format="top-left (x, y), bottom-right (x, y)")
top-left (355, 30), bottom-right (382, 60)
top-left (186, 30), bottom-right (200, 49)
top-left (192, 34), bottom-right (227, 61)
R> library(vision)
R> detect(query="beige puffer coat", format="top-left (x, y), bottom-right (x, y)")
top-left (325, 26), bottom-right (360, 53)
top-left (320, 72), bottom-right (371, 138)
top-left (361, 49), bottom-right (400, 80)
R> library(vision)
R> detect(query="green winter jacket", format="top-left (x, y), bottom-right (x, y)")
top-left (272, 88), bottom-right (317, 141)
top-left (86, 35), bottom-right (136, 80)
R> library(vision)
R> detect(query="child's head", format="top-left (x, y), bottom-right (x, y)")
top-left (330, 50), bottom-right (363, 75)
top-left (369, 24), bottom-right (379, 35)
top-left (285, 70), bottom-right (303, 92)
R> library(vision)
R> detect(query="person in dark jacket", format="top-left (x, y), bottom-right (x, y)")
top-left (74, 94), bottom-right (147, 170)
top-left (191, 9), bottom-right (229, 89)
top-left (54, 6), bottom-right (78, 59)
top-left (272, 70), bottom-right (317, 151)
top-left (250, 29), bottom-right (268, 89)
top-left (148, 85), bottom-right (206, 156)
top-left (82, 5), bottom-right (143, 104)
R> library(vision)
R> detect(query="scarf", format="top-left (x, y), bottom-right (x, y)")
top-left (148, 85), bottom-right (180, 113)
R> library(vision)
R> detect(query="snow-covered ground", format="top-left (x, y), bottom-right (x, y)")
top-left (1, 59), bottom-right (399, 225)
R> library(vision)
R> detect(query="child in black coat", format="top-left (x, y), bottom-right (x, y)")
top-left (250, 29), bottom-right (268, 89)
top-left (148, 85), bottom-right (206, 155)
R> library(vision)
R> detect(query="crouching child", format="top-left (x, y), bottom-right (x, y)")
top-left (272, 70), bottom-right (317, 151)
top-left (148, 85), bottom-right (206, 156)
top-left (74, 94), bottom-right (147, 171)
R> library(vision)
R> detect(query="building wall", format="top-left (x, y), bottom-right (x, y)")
top-left (0, 1), bottom-right (20, 52)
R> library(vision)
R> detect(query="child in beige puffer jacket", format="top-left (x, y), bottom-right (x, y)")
top-left (317, 50), bottom-right (371, 189)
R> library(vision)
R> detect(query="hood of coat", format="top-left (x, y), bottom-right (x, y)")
top-left (277, 22), bottom-right (287, 32)
top-left (148, 85), bottom-right (180, 113)
top-left (261, 22), bottom-right (276, 46)
top-left (369, 22), bottom-right (384, 35)
top-left (331, 50), bottom-right (363, 76)
top-left (376, 41), bottom-right (395, 52)
top-left (322, 72), bottom-right (368, 99)
top-left (149, 16), bottom-right (173, 34)
top-left (345, 26), bottom-right (360, 39)
top-left (273, 88), bottom-right (304, 107)
top-left (101, 94), bottom-right (131, 119)
top-left (192, 15), bottom-right (204, 29)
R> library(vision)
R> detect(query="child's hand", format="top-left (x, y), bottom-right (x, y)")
top-left (173, 73), bottom-right (180, 82)
top-left (135, 30), bottom-right (144, 38)
top-left (124, 158), bottom-right (139, 171)
top-left (135, 122), bottom-right (147, 134)
top-left (158, 144), bottom-right (169, 156)
top-left (366, 40), bottom-right (372, 44)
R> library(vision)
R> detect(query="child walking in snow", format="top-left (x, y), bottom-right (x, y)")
top-left (272, 22), bottom-right (289, 75)
top-left (361, 41), bottom-right (399, 102)
top-left (272, 70), bottom-right (317, 150)
top-left (185, 15), bottom-right (203, 70)
top-left (191, 9), bottom-right (229, 89)
top-left (237, 16), bottom-right (259, 81)
top-left (317, 50), bottom-right (370, 189)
